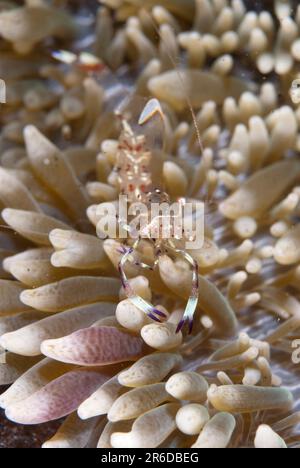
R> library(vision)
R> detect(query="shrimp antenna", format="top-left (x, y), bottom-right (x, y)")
top-left (144, 10), bottom-right (204, 158)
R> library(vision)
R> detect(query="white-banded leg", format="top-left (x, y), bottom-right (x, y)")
top-left (166, 242), bottom-right (199, 335)
top-left (117, 221), bottom-right (166, 323)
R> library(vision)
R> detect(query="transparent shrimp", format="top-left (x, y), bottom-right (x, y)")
top-left (114, 98), bottom-right (200, 333)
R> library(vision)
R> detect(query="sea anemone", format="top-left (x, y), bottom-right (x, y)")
top-left (0, 0), bottom-right (300, 449)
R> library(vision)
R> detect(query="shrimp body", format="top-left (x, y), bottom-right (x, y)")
top-left (115, 100), bottom-right (200, 333)
top-left (115, 120), bottom-right (152, 203)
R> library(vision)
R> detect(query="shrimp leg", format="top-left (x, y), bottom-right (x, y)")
top-left (167, 245), bottom-right (199, 334)
top-left (118, 240), bottom-right (167, 323)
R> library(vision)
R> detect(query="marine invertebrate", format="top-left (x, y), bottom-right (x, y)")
top-left (254, 424), bottom-right (287, 449)
top-left (0, 0), bottom-right (299, 449)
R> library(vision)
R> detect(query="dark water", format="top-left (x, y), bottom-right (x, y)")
top-left (0, 393), bottom-right (61, 448)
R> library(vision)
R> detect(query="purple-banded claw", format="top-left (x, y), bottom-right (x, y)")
top-left (176, 316), bottom-right (193, 335)
top-left (148, 313), bottom-right (162, 323)
top-left (148, 308), bottom-right (167, 323)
